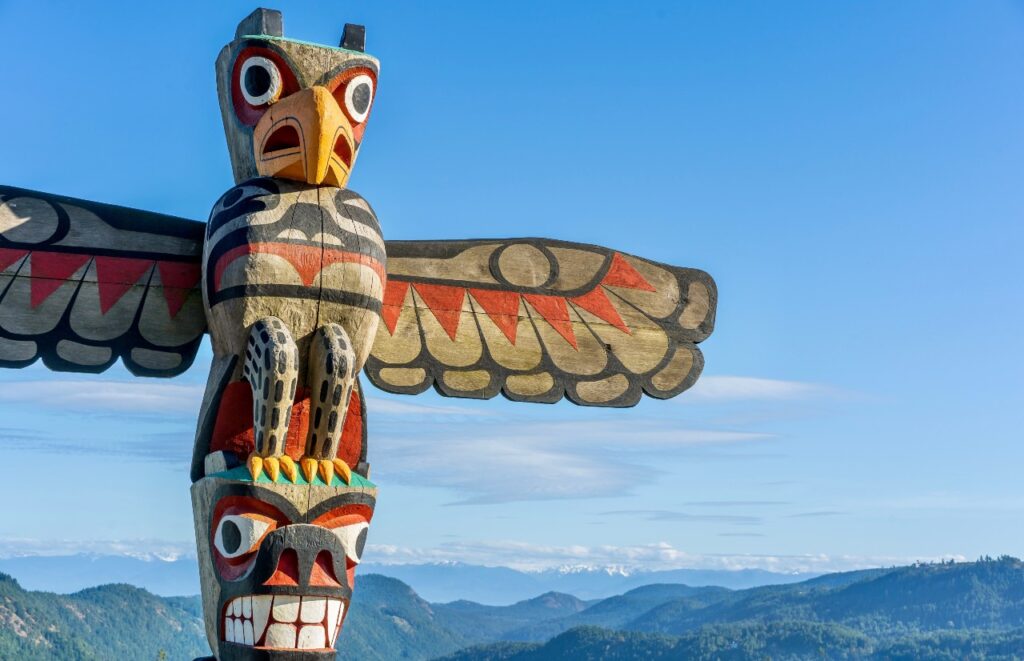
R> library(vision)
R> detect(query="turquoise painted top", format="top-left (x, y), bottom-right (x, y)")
top-left (239, 35), bottom-right (376, 58)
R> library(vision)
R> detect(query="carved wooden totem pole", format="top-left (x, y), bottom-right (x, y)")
top-left (0, 8), bottom-right (716, 659)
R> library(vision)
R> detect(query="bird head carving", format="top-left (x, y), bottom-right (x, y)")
top-left (216, 9), bottom-right (379, 188)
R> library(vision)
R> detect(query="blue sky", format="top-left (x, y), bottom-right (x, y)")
top-left (0, 1), bottom-right (1021, 574)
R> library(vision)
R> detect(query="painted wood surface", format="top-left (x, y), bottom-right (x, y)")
top-left (367, 238), bottom-right (717, 407)
top-left (0, 185), bottom-right (206, 376)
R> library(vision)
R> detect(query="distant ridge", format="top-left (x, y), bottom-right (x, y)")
top-left (0, 553), bottom-right (200, 596)
top-left (0, 553), bottom-right (816, 602)
top-left (2, 557), bottom-right (1024, 660)
top-left (357, 561), bottom-right (818, 604)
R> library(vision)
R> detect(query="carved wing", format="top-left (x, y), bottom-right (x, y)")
top-left (366, 239), bottom-right (716, 407)
top-left (0, 186), bottom-right (207, 376)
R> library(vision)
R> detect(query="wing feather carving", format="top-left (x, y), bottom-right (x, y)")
top-left (0, 186), bottom-right (207, 376)
top-left (367, 239), bottom-right (717, 407)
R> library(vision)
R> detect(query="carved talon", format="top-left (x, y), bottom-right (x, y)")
top-left (246, 454), bottom-right (263, 481)
top-left (319, 459), bottom-right (335, 485)
top-left (300, 456), bottom-right (318, 483)
top-left (298, 456), bottom-right (351, 485)
top-left (280, 455), bottom-right (298, 483)
top-left (332, 458), bottom-right (352, 484)
top-left (263, 456), bottom-right (281, 482)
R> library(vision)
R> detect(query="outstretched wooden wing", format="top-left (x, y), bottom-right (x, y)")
top-left (366, 239), bottom-right (716, 407)
top-left (0, 186), bottom-right (206, 376)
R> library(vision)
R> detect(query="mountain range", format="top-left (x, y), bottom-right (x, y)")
top-left (0, 554), bottom-right (816, 603)
top-left (2, 556), bottom-right (1023, 659)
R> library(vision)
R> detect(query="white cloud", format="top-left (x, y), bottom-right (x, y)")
top-left (686, 376), bottom-right (832, 402)
top-left (0, 374), bottom-right (807, 504)
top-left (0, 537), bottom-right (195, 561)
top-left (365, 396), bottom-right (495, 417)
top-left (366, 539), bottom-right (967, 574)
top-left (0, 536), bottom-right (965, 575)
top-left (0, 380), bottom-right (203, 415)
top-left (373, 417), bottom-right (772, 504)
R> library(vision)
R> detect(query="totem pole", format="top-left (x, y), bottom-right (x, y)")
top-left (0, 9), bottom-right (717, 659)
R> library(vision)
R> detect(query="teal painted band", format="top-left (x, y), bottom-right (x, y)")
top-left (213, 465), bottom-right (376, 488)
top-left (238, 35), bottom-right (375, 58)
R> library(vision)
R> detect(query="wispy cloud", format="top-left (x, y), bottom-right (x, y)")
top-left (0, 537), bottom-right (195, 561)
top-left (366, 539), bottom-right (966, 573)
top-left (365, 396), bottom-right (497, 418)
top-left (374, 417), bottom-right (772, 504)
top-left (0, 536), bottom-right (967, 576)
top-left (719, 532), bottom-right (766, 538)
top-left (0, 373), bottom-right (823, 505)
top-left (601, 509), bottom-right (762, 525)
top-left (788, 511), bottom-right (847, 518)
top-left (686, 376), bottom-right (833, 402)
top-left (0, 380), bottom-right (203, 415)
top-left (684, 500), bottom-right (790, 507)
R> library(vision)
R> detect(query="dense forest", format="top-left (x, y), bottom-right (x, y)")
top-left (1, 556), bottom-right (1023, 659)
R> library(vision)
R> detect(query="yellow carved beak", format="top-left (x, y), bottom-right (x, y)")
top-left (252, 86), bottom-right (355, 188)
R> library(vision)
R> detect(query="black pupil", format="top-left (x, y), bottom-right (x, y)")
top-left (355, 528), bottom-right (367, 558)
top-left (350, 83), bottom-right (371, 115)
top-left (221, 520), bottom-right (242, 554)
top-left (245, 64), bottom-right (272, 100)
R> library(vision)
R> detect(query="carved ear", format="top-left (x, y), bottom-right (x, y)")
top-left (341, 23), bottom-right (366, 52)
top-left (236, 8), bottom-right (284, 39)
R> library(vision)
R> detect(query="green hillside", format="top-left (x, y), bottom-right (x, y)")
top-left (500, 584), bottom-right (729, 641)
top-left (2, 557), bottom-right (1024, 660)
top-left (0, 572), bottom-right (469, 661)
top-left (433, 591), bottom-right (591, 642)
top-left (0, 573), bottom-right (206, 660)
top-left (633, 556), bottom-right (1024, 637)
top-left (338, 575), bottom-right (471, 659)
top-left (436, 623), bottom-right (1024, 661)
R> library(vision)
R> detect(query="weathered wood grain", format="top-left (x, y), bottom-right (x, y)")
top-left (0, 186), bottom-right (206, 376)
top-left (367, 238), bottom-right (717, 407)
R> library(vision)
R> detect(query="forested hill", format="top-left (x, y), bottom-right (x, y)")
top-left (439, 556), bottom-right (1024, 660)
top-left (2, 557), bottom-right (1024, 660)
top-left (0, 572), bottom-right (206, 659)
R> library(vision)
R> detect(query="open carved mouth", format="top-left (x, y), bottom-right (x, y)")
top-left (222, 594), bottom-right (346, 650)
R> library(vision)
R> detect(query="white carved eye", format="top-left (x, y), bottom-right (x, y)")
top-left (343, 74), bottom-right (374, 123)
top-left (240, 56), bottom-right (282, 106)
top-left (214, 514), bottom-right (272, 558)
top-left (331, 521), bottom-right (369, 565)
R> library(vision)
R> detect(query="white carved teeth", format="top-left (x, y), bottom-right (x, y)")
top-left (272, 595), bottom-right (300, 622)
top-left (252, 595), bottom-right (271, 643)
top-left (223, 595), bottom-right (345, 649)
top-left (300, 596), bottom-right (326, 623)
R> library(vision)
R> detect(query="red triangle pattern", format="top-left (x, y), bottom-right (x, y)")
top-left (381, 280), bottom-right (410, 334)
top-left (524, 293), bottom-right (578, 349)
top-left (95, 256), bottom-right (153, 314)
top-left (414, 283), bottom-right (466, 340)
top-left (0, 248), bottom-right (27, 274)
top-left (602, 253), bottom-right (656, 292)
top-left (157, 261), bottom-right (202, 318)
top-left (29, 252), bottom-right (90, 308)
top-left (469, 288), bottom-right (521, 344)
top-left (571, 287), bottom-right (630, 335)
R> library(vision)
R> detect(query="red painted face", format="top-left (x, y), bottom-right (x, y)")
top-left (230, 47), bottom-right (301, 127)
top-left (327, 66), bottom-right (377, 147)
top-left (211, 496), bottom-right (289, 580)
top-left (310, 504), bottom-right (374, 587)
top-left (211, 497), bottom-right (373, 584)
top-left (230, 48), bottom-right (376, 149)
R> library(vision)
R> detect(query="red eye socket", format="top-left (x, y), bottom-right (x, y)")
top-left (231, 47), bottom-right (299, 126)
top-left (330, 68), bottom-right (376, 139)
top-left (211, 497), bottom-right (290, 579)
